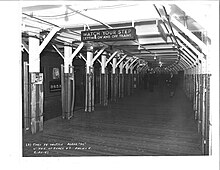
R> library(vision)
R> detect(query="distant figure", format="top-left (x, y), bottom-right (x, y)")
top-left (166, 73), bottom-right (176, 97)
top-left (143, 73), bottom-right (148, 89)
top-left (148, 72), bottom-right (155, 92)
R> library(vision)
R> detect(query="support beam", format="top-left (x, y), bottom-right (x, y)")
top-left (52, 44), bottom-right (64, 59)
top-left (70, 42), bottom-right (84, 61)
top-left (174, 30), bottom-right (205, 60)
top-left (132, 61), bottom-right (139, 70)
top-left (173, 64), bottom-right (181, 71)
top-left (180, 51), bottom-right (195, 66)
top-left (119, 61), bottom-right (123, 74)
top-left (29, 34), bottom-right (40, 72)
top-left (163, 19), bottom-right (205, 61)
top-left (105, 51), bottom-right (118, 67)
top-left (79, 53), bottom-right (86, 62)
top-left (92, 47), bottom-right (107, 64)
top-left (38, 27), bottom-right (60, 54)
top-left (170, 17), bottom-right (208, 55)
top-left (123, 57), bottom-right (133, 68)
top-left (181, 56), bottom-right (192, 68)
top-left (100, 53), bottom-right (108, 106)
top-left (101, 54), bottom-right (107, 74)
top-left (64, 45), bottom-right (72, 73)
top-left (179, 59), bottom-right (188, 69)
top-left (97, 59), bottom-right (102, 65)
top-left (22, 40), bottom-right (29, 53)
top-left (128, 58), bottom-right (138, 69)
top-left (112, 58), bottom-right (117, 74)
top-left (177, 62), bottom-right (185, 70)
top-left (171, 65), bottom-right (178, 72)
top-left (85, 50), bottom-right (94, 112)
top-left (116, 54), bottom-right (127, 67)
top-left (180, 58), bottom-right (189, 69)
top-left (175, 63), bottom-right (183, 71)
top-left (86, 51), bottom-right (93, 73)
top-left (178, 40), bottom-right (198, 63)
top-left (138, 64), bottom-right (147, 73)
top-left (125, 63), bottom-right (129, 74)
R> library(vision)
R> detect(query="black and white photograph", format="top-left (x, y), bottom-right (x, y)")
top-left (1, 0), bottom-right (219, 170)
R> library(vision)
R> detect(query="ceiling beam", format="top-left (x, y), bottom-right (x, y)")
top-left (68, 19), bottom-right (157, 31)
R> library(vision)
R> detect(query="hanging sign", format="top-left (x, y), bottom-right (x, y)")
top-left (81, 27), bottom-right (136, 42)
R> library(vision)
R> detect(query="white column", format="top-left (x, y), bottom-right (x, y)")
top-left (101, 54), bottom-right (106, 74)
top-left (126, 63), bottom-right (129, 74)
top-left (29, 34), bottom-right (40, 72)
top-left (112, 58), bottom-right (117, 74)
top-left (87, 51), bottom-right (93, 73)
top-left (130, 67), bottom-right (133, 74)
top-left (64, 45), bottom-right (72, 73)
top-left (119, 61), bottom-right (123, 74)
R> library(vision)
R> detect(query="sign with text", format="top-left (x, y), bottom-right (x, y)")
top-left (81, 27), bottom-right (136, 42)
top-left (49, 80), bottom-right (61, 92)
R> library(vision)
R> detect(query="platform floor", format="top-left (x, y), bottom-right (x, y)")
top-left (23, 84), bottom-right (202, 156)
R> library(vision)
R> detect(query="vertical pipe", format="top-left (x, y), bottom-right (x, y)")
top-left (61, 65), bottom-right (65, 118)
top-left (101, 54), bottom-right (106, 105)
top-left (111, 71), bottom-right (114, 101)
top-left (133, 70), bottom-right (137, 90)
top-left (92, 66), bottom-right (95, 111)
top-left (30, 74), bottom-right (37, 134)
top-left (29, 34), bottom-right (40, 73)
top-left (99, 68), bottom-right (102, 105)
top-left (126, 64), bottom-right (131, 96)
top-left (125, 63), bottom-right (129, 96)
top-left (130, 67), bottom-right (133, 95)
top-left (112, 58), bottom-right (117, 101)
top-left (119, 61), bottom-right (123, 98)
top-left (70, 66), bottom-right (75, 119)
top-left (86, 51), bottom-right (93, 112)
top-left (23, 62), bottom-right (30, 132)
top-left (39, 82), bottom-right (43, 131)
top-left (63, 46), bottom-right (72, 118)
top-left (85, 67), bottom-right (88, 112)
top-left (122, 69), bottom-right (124, 98)
top-left (29, 34), bottom-right (44, 134)
top-left (67, 65), bottom-right (71, 118)
top-left (104, 68), bottom-right (108, 105)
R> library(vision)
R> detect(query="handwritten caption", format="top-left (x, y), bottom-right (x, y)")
top-left (25, 142), bottom-right (91, 155)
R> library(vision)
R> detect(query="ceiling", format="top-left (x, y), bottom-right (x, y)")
top-left (21, 2), bottom-right (210, 73)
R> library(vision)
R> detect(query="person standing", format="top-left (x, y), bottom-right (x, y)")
top-left (166, 73), bottom-right (176, 97)
top-left (149, 72), bottom-right (155, 92)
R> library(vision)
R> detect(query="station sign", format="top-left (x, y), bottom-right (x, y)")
top-left (81, 27), bottom-right (136, 42)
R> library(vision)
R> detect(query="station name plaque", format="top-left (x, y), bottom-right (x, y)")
top-left (81, 27), bottom-right (136, 42)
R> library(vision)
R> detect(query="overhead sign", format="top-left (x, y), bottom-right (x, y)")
top-left (81, 27), bottom-right (136, 42)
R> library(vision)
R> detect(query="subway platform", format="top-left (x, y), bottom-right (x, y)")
top-left (23, 84), bottom-right (202, 156)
